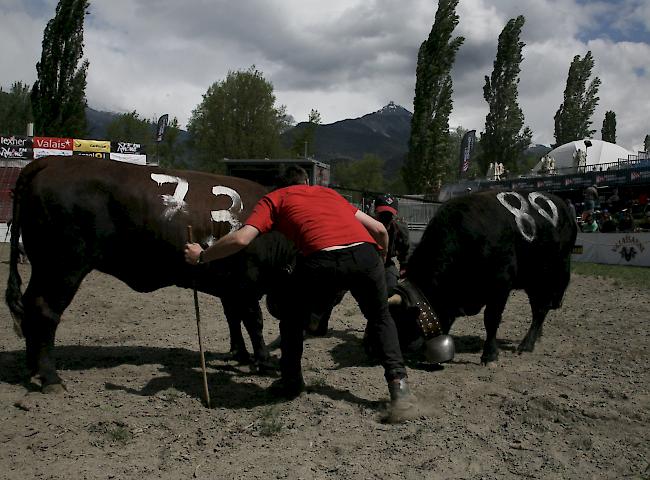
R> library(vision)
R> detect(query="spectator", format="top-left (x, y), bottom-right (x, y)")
top-left (599, 210), bottom-right (618, 233)
top-left (607, 188), bottom-right (621, 213)
top-left (617, 209), bottom-right (636, 232)
top-left (581, 212), bottom-right (600, 233)
top-left (566, 198), bottom-right (578, 225)
top-left (583, 185), bottom-right (599, 213)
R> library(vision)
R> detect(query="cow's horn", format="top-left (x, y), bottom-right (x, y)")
top-left (387, 293), bottom-right (402, 305)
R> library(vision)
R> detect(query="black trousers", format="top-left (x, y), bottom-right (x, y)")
top-left (279, 242), bottom-right (407, 383)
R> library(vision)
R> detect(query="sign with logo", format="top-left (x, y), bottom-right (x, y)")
top-left (74, 151), bottom-right (110, 160)
top-left (0, 135), bottom-right (33, 159)
top-left (572, 232), bottom-right (650, 267)
top-left (73, 139), bottom-right (110, 153)
top-left (111, 141), bottom-right (145, 154)
top-left (33, 137), bottom-right (73, 151)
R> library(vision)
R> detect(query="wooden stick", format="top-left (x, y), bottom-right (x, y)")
top-left (187, 225), bottom-right (211, 408)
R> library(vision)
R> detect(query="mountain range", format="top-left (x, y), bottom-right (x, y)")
top-left (86, 102), bottom-right (549, 174)
top-left (85, 102), bottom-right (412, 172)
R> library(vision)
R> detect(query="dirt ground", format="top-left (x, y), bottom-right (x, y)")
top-left (0, 257), bottom-right (648, 480)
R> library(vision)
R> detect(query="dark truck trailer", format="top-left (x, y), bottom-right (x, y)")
top-left (223, 158), bottom-right (330, 188)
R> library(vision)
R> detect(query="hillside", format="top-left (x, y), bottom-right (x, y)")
top-left (282, 101), bottom-right (411, 175)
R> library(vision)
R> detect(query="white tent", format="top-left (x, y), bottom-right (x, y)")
top-left (531, 139), bottom-right (634, 174)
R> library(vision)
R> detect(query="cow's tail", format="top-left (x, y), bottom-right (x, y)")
top-left (5, 176), bottom-right (27, 338)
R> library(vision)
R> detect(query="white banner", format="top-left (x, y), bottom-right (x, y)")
top-left (572, 232), bottom-right (650, 267)
top-left (33, 148), bottom-right (73, 159)
top-left (110, 152), bottom-right (147, 165)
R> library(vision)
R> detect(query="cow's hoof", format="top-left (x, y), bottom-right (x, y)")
top-left (517, 342), bottom-right (535, 353)
top-left (251, 357), bottom-right (280, 375)
top-left (267, 377), bottom-right (305, 399)
top-left (230, 349), bottom-right (252, 364)
top-left (480, 354), bottom-right (498, 366)
top-left (42, 383), bottom-right (67, 394)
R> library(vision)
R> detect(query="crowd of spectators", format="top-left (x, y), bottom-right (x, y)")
top-left (574, 186), bottom-right (649, 233)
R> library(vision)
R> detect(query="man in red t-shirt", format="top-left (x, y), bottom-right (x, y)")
top-left (185, 166), bottom-right (415, 413)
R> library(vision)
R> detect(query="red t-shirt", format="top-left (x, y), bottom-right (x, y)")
top-left (245, 185), bottom-right (376, 255)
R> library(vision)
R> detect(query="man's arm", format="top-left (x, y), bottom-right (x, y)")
top-left (184, 225), bottom-right (260, 264)
top-left (355, 209), bottom-right (389, 256)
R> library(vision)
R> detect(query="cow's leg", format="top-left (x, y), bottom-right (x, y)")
top-left (221, 297), bottom-right (272, 371)
top-left (481, 294), bottom-right (509, 365)
top-left (517, 299), bottom-right (550, 353)
top-left (220, 297), bottom-right (252, 363)
top-left (21, 268), bottom-right (87, 392)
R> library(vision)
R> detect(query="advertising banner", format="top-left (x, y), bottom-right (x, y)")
top-left (109, 152), bottom-right (147, 165)
top-left (111, 141), bottom-right (145, 154)
top-left (33, 148), bottom-right (73, 159)
top-left (572, 232), bottom-right (650, 267)
top-left (33, 136), bottom-right (73, 151)
top-left (74, 151), bottom-right (110, 160)
top-left (156, 114), bottom-right (169, 142)
top-left (73, 139), bottom-right (110, 153)
top-left (0, 135), bottom-right (33, 159)
top-left (458, 130), bottom-right (476, 175)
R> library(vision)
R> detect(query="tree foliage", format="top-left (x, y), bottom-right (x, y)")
top-left (645, 134), bottom-right (650, 153)
top-left (107, 111), bottom-right (184, 167)
top-left (333, 154), bottom-right (385, 192)
top-left (290, 109), bottom-right (321, 158)
top-left (0, 82), bottom-right (33, 135)
top-left (187, 66), bottom-right (285, 171)
top-left (31, 0), bottom-right (90, 137)
top-left (481, 16), bottom-right (532, 174)
top-left (601, 110), bottom-right (616, 144)
top-left (106, 111), bottom-right (153, 147)
top-left (403, 0), bottom-right (464, 195)
top-left (553, 51), bottom-right (601, 146)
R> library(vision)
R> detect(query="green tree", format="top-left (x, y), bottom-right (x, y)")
top-left (645, 134), bottom-right (650, 153)
top-left (187, 66), bottom-right (286, 171)
top-left (481, 16), bottom-right (532, 174)
top-left (107, 111), bottom-right (153, 146)
top-left (157, 117), bottom-right (185, 168)
top-left (553, 51), bottom-right (601, 146)
top-left (601, 110), bottom-right (616, 143)
top-left (0, 81), bottom-right (33, 135)
top-left (333, 154), bottom-right (385, 192)
top-left (107, 111), bottom-right (184, 167)
top-left (403, 0), bottom-right (464, 195)
top-left (291, 109), bottom-right (321, 158)
top-left (31, 0), bottom-right (90, 137)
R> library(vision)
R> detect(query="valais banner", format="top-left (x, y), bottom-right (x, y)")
top-left (33, 136), bottom-right (73, 159)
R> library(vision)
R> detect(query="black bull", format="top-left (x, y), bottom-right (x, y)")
top-left (389, 190), bottom-right (578, 364)
top-left (5, 156), bottom-right (296, 392)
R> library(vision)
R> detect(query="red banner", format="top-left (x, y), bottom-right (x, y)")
top-left (33, 137), bottom-right (73, 150)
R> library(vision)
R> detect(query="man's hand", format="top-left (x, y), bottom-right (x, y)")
top-left (184, 242), bottom-right (203, 265)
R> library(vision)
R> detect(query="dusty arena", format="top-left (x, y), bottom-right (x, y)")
top-left (0, 258), bottom-right (648, 479)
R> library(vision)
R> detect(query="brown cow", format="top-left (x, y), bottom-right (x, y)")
top-left (5, 156), bottom-right (296, 392)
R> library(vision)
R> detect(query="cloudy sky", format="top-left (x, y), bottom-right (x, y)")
top-left (1, 0), bottom-right (649, 151)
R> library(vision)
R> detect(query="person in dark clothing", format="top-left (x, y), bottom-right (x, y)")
top-left (184, 166), bottom-right (417, 415)
top-left (373, 194), bottom-right (410, 296)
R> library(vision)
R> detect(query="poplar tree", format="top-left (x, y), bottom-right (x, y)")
top-left (481, 16), bottom-right (532, 174)
top-left (553, 51), bottom-right (601, 146)
top-left (645, 135), bottom-right (650, 153)
top-left (31, 0), bottom-right (90, 137)
top-left (601, 111), bottom-right (616, 143)
top-left (403, 0), bottom-right (464, 195)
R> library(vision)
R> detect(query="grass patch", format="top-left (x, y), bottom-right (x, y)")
top-left (571, 262), bottom-right (650, 289)
top-left (259, 406), bottom-right (283, 436)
